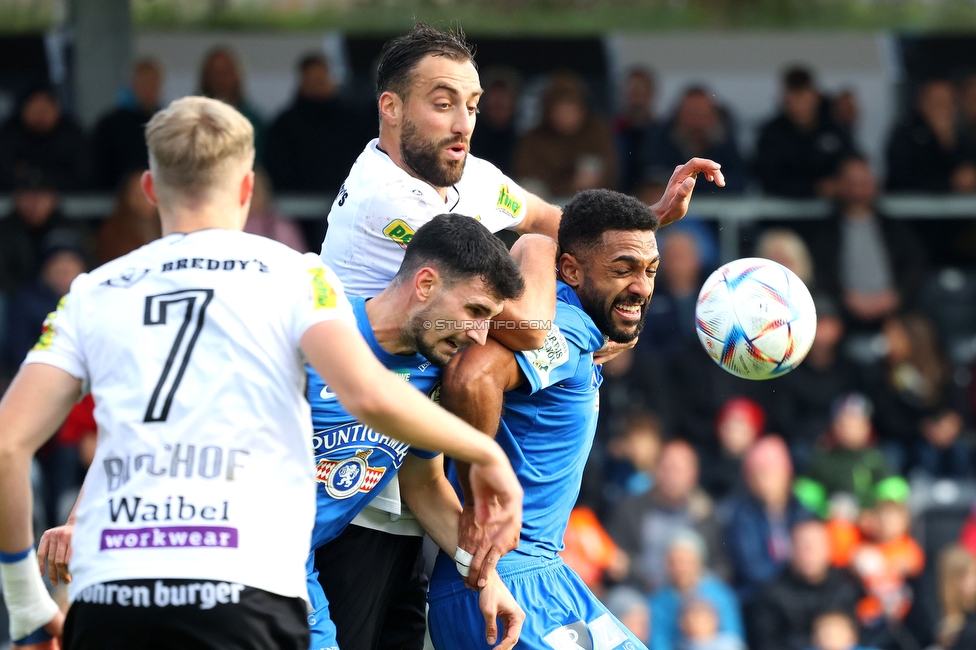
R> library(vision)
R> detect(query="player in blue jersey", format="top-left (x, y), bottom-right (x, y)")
top-left (306, 213), bottom-right (532, 650)
top-left (426, 189), bottom-right (662, 649)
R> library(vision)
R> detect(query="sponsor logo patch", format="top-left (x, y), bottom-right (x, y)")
top-left (383, 219), bottom-right (415, 248)
top-left (99, 525), bottom-right (238, 550)
top-left (317, 449), bottom-right (386, 499)
top-left (495, 185), bottom-right (523, 218)
top-left (32, 297), bottom-right (66, 351)
top-left (309, 267), bottom-right (338, 310)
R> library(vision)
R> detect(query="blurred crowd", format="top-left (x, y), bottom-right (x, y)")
top-left (3, 44), bottom-right (976, 650)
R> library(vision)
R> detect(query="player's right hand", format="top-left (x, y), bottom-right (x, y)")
top-left (478, 571), bottom-right (524, 649)
top-left (12, 611), bottom-right (64, 650)
top-left (458, 503), bottom-right (519, 590)
top-left (37, 523), bottom-right (74, 586)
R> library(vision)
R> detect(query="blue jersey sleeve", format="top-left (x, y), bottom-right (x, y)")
top-left (515, 302), bottom-right (599, 395)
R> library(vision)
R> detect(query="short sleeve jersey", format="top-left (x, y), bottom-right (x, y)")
top-left (305, 297), bottom-right (440, 550)
top-left (445, 282), bottom-right (605, 564)
top-left (320, 139), bottom-right (528, 298)
top-left (23, 230), bottom-right (355, 603)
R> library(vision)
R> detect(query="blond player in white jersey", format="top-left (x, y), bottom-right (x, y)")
top-left (316, 24), bottom-right (725, 650)
top-left (0, 96), bottom-right (523, 650)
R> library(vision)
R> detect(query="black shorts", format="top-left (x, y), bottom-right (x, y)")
top-left (63, 578), bottom-right (309, 650)
top-left (314, 525), bottom-right (427, 650)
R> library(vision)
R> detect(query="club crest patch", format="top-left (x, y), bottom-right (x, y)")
top-left (316, 449), bottom-right (386, 499)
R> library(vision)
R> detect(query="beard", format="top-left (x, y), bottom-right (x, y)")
top-left (576, 280), bottom-right (649, 344)
top-left (400, 118), bottom-right (466, 188)
top-left (405, 308), bottom-right (457, 369)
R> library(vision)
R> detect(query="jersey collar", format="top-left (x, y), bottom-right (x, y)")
top-left (371, 140), bottom-right (460, 208)
top-left (350, 296), bottom-right (428, 368)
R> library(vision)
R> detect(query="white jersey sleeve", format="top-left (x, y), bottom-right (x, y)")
top-left (24, 278), bottom-right (91, 388)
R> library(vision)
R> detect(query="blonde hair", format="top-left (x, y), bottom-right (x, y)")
top-left (145, 96), bottom-right (254, 196)
top-left (937, 545), bottom-right (976, 647)
top-left (756, 228), bottom-right (814, 286)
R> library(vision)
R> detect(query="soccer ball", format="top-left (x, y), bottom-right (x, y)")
top-left (695, 258), bottom-right (817, 380)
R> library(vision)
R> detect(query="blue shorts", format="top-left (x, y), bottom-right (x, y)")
top-left (306, 551), bottom-right (340, 650)
top-left (427, 553), bottom-right (647, 650)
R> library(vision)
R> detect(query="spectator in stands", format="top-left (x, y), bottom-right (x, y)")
top-left (831, 89), bottom-right (859, 142)
top-left (513, 71), bottom-right (617, 199)
top-left (807, 154), bottom-right (927, 331)
top-left (726, 436), bottom-right (814, 604)
top-left (243, 168), bottom-right (309, 252)
top-left (0, 83), bottom-right (88, 191)
top-left (199, 46), bottom-right (266, 161)
top-left (935, 545), bottom-right (976, 649)
top-left (613, 67), bottom-right (660, 194)
top-left (805, 393), bottom-right (893, 510)
top-left (645, 86), bottom-right (746, 195)
top-left (960, 75), bottom-right (976, 144)
top-left (749, 520), bottom-right (863, 650)
top-left (679, 599), bottom-right (746, 650)
top-left (264, 53), bottom-right (371, 195)
top-left (650, 530), bottom-right (744, 650)
top-left (700, 397), bottom-right (765, 502)
top-left (560, 506), bottom-right (629, 596)
top-left (602, 586), bottom-right (651, 644)
top-left (775, 294), bottom-right (863, 469)
top-left (912, 408), bottom-right (973, 479)
top-left (603, 409), bottom-right (663, 504)
top-left (642, 226), bottom-right (704, 360)
top-left (808, 611), bottom-right (875, 650)
top-left (753, 66), bottom-right (853, 198)
top-left (4, 235), bottom-right (86, 377)
top-left (0, 169), bottom-right (83, 297)
top-left (608, 440), bottom-right (731, 592)
top-left (886, 79), bottom-right (976, 194)
top-left (470, 67), bottom-right (520, 175)
top-left (756, 227), bottom-right (815, 287)
top-left (91, 58), bottom-right (163, 190)
top-left (867, 313), bottom-right (967, 468)
top-left (96, 169), bottom-right (161, 265)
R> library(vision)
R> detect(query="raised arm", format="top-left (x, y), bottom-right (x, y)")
top-left (438, 339), bottom-right (525, 587)
top-left (301, 319), bottom-right (523, 546)
top-left (0, 363), bottom-right (81, 646)
top-left (490, 234), bottom-right (557, 351)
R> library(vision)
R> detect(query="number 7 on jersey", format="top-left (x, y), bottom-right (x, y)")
top-left (143, 289), bottom-right (214, 422)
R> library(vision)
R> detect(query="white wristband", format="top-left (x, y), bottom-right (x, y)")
top-left (455, 562), bottom-right (471, 577)
top-left (454, 547), bottom-right (474, 566)
top-left (0, 549), bottom-right (60, 641)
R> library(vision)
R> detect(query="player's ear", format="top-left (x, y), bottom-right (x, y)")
top-left (378, 91), bottom-right (402, 127)
top-left (239, 170), bottom-right (255, 208)
top-left (558, 252), bottom-right (584, 288)
top-left (414, 267), bottom-right (438, 302)
top-left (141, 171), bottom-right (159, 207)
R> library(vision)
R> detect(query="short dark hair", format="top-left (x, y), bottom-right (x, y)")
top-left (783, 66), bottom-right (814, 91)
top-left (395, 214), bottom-right (524, 301)
top-left (558, 189), bottom-right (659, 259)
top-left (298, 53), bottom-right (328, 74)
top-left (375, 22), bottom-right (475, 101)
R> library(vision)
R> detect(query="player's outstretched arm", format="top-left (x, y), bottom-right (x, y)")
top-left (399, 454), bottom-right (524, 648)
top-left (0, 364), bottom-right (81, 648)
top-left (490, 234), bottom-right (557, 351)
top-left (651, 157), bottom-right (725, 227)
top-left (514, 192), bottom-right (561, 240)
top-left (439, 339), bottom-right (525, 588)
top-left (301, 319), bottom-right (523, 547)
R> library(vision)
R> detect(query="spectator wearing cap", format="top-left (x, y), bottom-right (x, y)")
top-left (726, 436), bottom-right (814, 604)
top-left (749, 520), bottom-right (863, 650)
top-left (264, 53), bottom-right (372, 195)
top-left (644, 86), bottom-right (746, 195)
top-left (470, 68), bottom-right (521, 176)
top-left (514, 71), bottom-right (618, 199)
top-left (4, 233), bottom-right (87, 377)
top-left (753, 66), bottom-right (854, 198)
top-left (608, 440), bottom-right (731, 593)
top-left (886, 79), bottom-right (976, 194)
top-left (650, 530), bottom-right (745, 650)
top-left (602, 586), bottom-right (651, 644)
top-left (0, 170), bottom-right (86, 296)
top-left (0, 84), bottom-right (89, 191)
top-left (701, 397), bottom-right (765, 502)
top-left (91, 58), bottom-right (164, 190)
top-left (775, 294), bottom-right (864, 470)
top-left (803, 394), bottom-right (893, 510)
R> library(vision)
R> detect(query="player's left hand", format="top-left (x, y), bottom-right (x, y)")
top-left (38, 523), bottom-right (74, 586)
top-left (468, 456), bottom-right (523, 566)
top-left (478, 571), bottom-right (524, 649)
top-left (593, 338), bottom-right (638, 366)
top-left (458, 503), bottom-right (518, 590)
top-left (12, 610), bottom-right (64, 650)
top-left (651, 157), bottom-right (725, 228)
